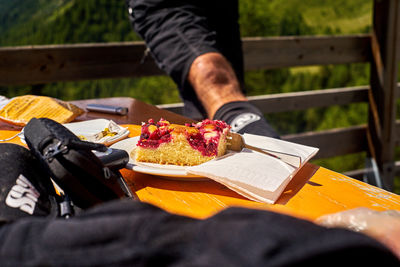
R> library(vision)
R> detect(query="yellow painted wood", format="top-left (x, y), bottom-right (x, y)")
top-left (122, 124), bottom-right (400, 221)
top-left (122, 164), bottom-right (400, 221)
top-left (0, 130), bottom-right (25, 146)
top-left (2, 124), bottom-right (400, 221)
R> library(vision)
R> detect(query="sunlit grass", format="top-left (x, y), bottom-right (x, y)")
top-left (46, 0), bottom-right (74, 24)
top-left (290, 66), bottom-right (321, 75)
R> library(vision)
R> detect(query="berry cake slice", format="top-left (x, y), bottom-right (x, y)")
top-left (134, 118), bottom-right (230, 166)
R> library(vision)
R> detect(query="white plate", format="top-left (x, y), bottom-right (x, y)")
top-left (110, 136), bottom-right (205, 180)
top-left (63, 119), bottom-right (130, 146)
top-left (19, 119), bottom-right (130, 146)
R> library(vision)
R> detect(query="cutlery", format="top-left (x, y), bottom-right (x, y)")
top-left (227, 132), bottom-right (302, 168)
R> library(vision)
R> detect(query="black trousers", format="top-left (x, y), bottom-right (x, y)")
top-left (0, 199), bottom-right (398, 266)
top-left (126, 0), bottom-right (245, 119)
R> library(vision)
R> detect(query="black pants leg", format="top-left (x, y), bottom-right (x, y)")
top-left (126, 0), bottom-right (244, 119)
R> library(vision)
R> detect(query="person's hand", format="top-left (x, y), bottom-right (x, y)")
top-left (316, 208), bottom-right (400, 259)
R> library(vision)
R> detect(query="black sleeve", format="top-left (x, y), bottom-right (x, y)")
top-left (0, 199), bottom-right (398, 266)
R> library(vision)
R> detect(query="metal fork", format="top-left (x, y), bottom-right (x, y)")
top-left (227, 132), bottom-right (302, 168)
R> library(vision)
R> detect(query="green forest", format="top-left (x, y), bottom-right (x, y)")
top-left (0, 0), bottom-right (398, 188)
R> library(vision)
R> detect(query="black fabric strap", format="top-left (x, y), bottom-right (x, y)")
top-left (213, 101), bottom-right (280, 138)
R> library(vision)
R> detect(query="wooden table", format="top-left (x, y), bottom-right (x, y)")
top-left (1, 97), bottom-right (400, 221)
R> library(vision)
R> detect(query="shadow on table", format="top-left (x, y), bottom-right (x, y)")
top-left (121, 163), bottom-right (320, 205)
top-left (276, 163), bottom-right (320, 205)
top-left (123, 170), bottom-right (249, 200)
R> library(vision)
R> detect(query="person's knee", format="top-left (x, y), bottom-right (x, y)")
top-left (189, 52), bottom-right (237, 87)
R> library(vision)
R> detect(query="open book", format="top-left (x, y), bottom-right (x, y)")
top-left (186, 133), bottom-right (319, 204)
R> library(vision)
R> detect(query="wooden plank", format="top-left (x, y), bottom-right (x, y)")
top-left (0, 35), bottom-right (374, 86)
top-left (344, 160), bottom-right (400, 180)
top-left (282, 125), bottom-right (368, 160)
top-left (158, 86), bottom-right (371, 114)
top-left (367, 0), bottom-right (400, 190)
top-left (70, 97), bottom-right (194, 125)
top-left (396, 120), bottom-right (400, 147)
top-left (367, 88), bottom-right (382, 141)
top-left (284, 119), bottom-right (398, 161)
top-left (158, 84), bottom-right (400, 115)
top-left (242, 35), bottom-right (371, 70)
top-left (247, 86), bottom-right (369, 113)
top-left (379, 0), bottom-right (400, 155)
top-left (156, 102), bottom-right (184, 116)
top-left (370, 31), bottom-right (385, 88)
top-left (0, 42), bottom-right (163, 86)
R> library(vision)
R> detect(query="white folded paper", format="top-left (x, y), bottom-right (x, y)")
top-left (186, 133), bottom-right (319, 204)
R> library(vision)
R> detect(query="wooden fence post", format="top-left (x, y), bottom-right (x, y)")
top-left (367, 0), bottom-right (400, 190)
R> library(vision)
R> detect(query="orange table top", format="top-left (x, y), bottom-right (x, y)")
top-left (3, 124), bottom-right (399, 222)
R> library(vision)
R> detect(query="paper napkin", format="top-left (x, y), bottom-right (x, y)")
top-left (186, 133), bottom-right (319, 204)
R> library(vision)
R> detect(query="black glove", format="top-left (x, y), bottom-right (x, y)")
top-left (213, 101), bottom-right (280, 138)
top-left (0, 143), bottom-right (58, 224)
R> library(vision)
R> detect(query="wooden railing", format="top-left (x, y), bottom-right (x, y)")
top-left (158, 85), bottom-right (400, 176)
top-left (0, 35), bottom-right (372, 85)
top-left (0, 0), bottom-right (398, 189)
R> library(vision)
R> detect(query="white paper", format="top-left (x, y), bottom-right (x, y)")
top-left (186, 134), bottom-right (319, 204)
top-left (0, 96), bottom-right (10, 110)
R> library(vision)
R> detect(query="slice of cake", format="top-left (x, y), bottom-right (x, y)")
top-left (134, 118), bottom-right (230, 166)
